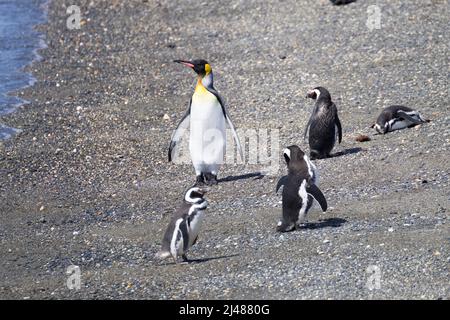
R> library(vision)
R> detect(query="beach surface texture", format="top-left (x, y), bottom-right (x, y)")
top-left (0, 0), bottom-right (448, 299)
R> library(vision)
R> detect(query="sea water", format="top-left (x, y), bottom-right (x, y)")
top-left (0, 0), bottom-right (47, 139)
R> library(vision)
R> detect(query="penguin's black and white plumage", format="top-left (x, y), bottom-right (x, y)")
top-left (371, 105), bottom-right (428, 134)
top-left (304, 87), bottom-right (342, 159)
top-left (155, 186), bottom-right (208, 263)
top-left (168, 59), bottom-right (243, 186)
top-left (276, 145), bottom-right (327, 232)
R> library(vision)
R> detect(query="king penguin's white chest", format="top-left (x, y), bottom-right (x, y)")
top-left (190, 85), bottom-right (224, 127)
top-left (189, 84), bottom-right (226, 165)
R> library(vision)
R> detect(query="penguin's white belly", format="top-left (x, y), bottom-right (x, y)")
top-left (170, 219), bottom-right (185, 257)
top-left (189, 92), bottom-right (226, 170)
top-left (188, 211), bottom-right (204, 247)
top-left (389, 119), bottom-right (410, 131)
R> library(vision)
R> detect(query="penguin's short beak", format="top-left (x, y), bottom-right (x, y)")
top-left (306, 90), bottom-right (317, 99)
top-left (174, 59), bottom-right (195, 68)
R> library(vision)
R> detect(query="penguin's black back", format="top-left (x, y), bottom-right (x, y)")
top-left (377, 105), bottom-right (414, 124)
top-left (281, 173), bottom-right (308, 223)
top-left (308, 102), bottom-right (339, 158)
top-left (160, 202), bottom-right (191, 252)
top-left (282, 150), bottom-right (312, 225)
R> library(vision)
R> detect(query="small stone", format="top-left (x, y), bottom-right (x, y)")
top-left (163, 114), bottom-right (170, 120)
top-left (355, 134), bottom-right (371, 142)
top-left (388, 227), bottom-right (394, 232)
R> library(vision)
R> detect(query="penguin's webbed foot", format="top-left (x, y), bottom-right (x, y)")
top-left (204, 173), bottom-right (218, 186)
top-left (181, 254), bottom-right (190, 264)
top-left (195, 174), bottom-right (205, 186)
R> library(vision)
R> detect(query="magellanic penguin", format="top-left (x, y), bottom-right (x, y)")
top-left (371, 105), bottom-right (428, 134)
top-left (304, 87), bottom-right (342, 160)
top-left (276, 145), bottom-right (327, 232)
top-left (155, 186), bottom-right (208, 264)
top-left (168, 59), bottom-right (243, 186)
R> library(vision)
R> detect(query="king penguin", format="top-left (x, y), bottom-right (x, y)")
top-left (304, 86), bottom-right (342, 159)
top-left (168, 59), bottom-right (243, 185)
top-left (155, 186), bottom-right (208, 264)
top-left (371, 105), bottom-right (428, 134)
top-left (276, 145), bottom-right (327, 232)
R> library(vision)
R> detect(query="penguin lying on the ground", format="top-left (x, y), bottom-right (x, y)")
top-left (304, 87), bottom-right (342, 159)
top-left (155, 186), bottom-right (208, 264)
top-left (371, 105), bottom-right (428, 134)
top-left (168, 59), bottom-right (243, 186)
top-left (276, 145), bottom-right (327, 232)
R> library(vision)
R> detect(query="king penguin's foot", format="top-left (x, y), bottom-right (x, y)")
top-left (195, 174), bottom-right (205, 186)
top-left (204, 173), bottom-right (218, 186)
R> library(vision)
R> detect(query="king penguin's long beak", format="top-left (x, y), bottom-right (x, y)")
top-left (174, 59), bottom-right (195, 68)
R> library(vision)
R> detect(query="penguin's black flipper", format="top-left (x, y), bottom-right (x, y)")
top-left (179, 219), bottom-right (190, 252)
top-left (335, 114), bottom-right (343, 144)
top-left (168, 99), bottom-right (192, 162)
top-left (306, 184), bottom-right (327, 212)
top-left (303, 118), bottom-right (312, 141)
top-left (330, 0), bottom-right (356, 5)
top-left (276, 176), bottom-right (288, 193)
top-left (396, 110), bottom-right (425, 125)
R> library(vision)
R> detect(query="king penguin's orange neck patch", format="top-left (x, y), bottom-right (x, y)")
top-left (194, 78), bottom-right (209, 95)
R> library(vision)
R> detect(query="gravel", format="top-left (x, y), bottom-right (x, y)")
top-left (0, 0), bottom-right (449, 299)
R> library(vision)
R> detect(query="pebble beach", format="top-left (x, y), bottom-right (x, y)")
top-left (0, 0), bottom-right (449, 299)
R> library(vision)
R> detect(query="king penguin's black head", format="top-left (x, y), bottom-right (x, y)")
top-left (174, 59), bottom-right (211, 77)
top-left (306, 86), bottom-right (331, 101)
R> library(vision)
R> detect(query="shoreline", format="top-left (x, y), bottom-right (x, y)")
top-left (0, 0), bottom-right (448, 299)
top-left (0, 0), bottom-right (49, 139)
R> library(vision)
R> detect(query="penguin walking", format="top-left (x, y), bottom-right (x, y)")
top-left (276, 145), bottom-right (327, 232)
top-left (155, 186), bottom-right (208, 264)
top-left (304, 87), bottom-right (342, 160)
top-left (371, 105), bottom-right (428, 134)
top-left (168, 59), bottom-right (243, 186)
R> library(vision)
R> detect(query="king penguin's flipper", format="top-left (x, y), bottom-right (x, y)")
top-left (396, 110), bottom-right (425, 125)
top-left (168, 99), bottom-right (191, 162)
top-left (207, 87), bottom-right (244, 161)
top-left (306, 184), bottom-right (327, 212)
top-left (335, 112), bottom-right (342, 144)
top-left (276, 175), bottom-right (288, 193)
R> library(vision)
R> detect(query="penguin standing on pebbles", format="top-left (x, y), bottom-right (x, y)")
top-left (168, 59), bottom-right (243, 186)
top-left (304, 87), bottom-right (342, 159)
top-left (371, 105), bottom-right (428, 134)
top-left (155, 186), bottom-right (208, 264)
top-left (276, 145), bottom-right (327, 232)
